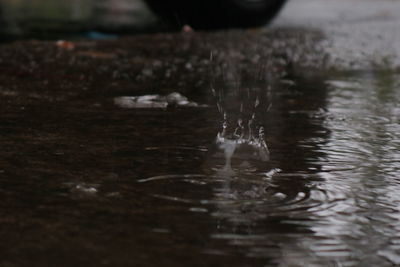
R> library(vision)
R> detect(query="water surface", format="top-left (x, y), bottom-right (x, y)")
top-left (1, 71), bottom-right (400, 266)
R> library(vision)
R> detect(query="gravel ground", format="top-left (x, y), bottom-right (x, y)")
top-left (0, 28), bottom-right (327, 108)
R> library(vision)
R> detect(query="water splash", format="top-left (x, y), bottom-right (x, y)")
top-left (213, 106), bottom-right (270, 174)
top-left (208, 51), bottom-right (273, 173)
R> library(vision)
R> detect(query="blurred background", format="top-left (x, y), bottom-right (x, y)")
top-left (2, 0), bottom-right (398, 68)
top-left (0, 0), bottom-right (158, 39)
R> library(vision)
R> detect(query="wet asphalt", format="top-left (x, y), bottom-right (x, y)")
top-left (274, 0), bottom-right (400, 69)
top-left (1, 1), bottom-right (400, 267)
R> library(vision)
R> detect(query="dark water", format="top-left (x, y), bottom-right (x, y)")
top-left (1, 70), bottom-right (400, 267)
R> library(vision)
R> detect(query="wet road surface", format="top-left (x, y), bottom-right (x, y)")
top-left (1, 2), bottom-right (400, 267)
top-left (274, 0), bottom-right (400, 69)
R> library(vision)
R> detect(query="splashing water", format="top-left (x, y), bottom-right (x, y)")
top-left (207, 51), bottom-right (274, 174)
top-left (213, 102), bottom-right (270, 174)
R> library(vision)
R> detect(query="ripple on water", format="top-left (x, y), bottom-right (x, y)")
top-left (136, 169), bottom-right (338, 218)
top-left (136, 168), bottom-right (353, 264)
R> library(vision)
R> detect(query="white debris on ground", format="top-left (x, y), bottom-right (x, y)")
top-left (74, 184), bottom-right (98, 194)
top-left (114, 94), bottom-right (168, 108)
top-left (114, 92), bottom-right (208, 109)
top-left (60, 182), bottom-right (100, 198)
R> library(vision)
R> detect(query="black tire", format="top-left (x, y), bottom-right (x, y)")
top-left (144, 0), bottom-right (287, 30)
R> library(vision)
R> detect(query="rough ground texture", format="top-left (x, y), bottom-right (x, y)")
top-left (0, 28), bottom-right (328, 108)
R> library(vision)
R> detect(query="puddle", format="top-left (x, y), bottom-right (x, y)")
top-left (1, 65), bottom-right (400, 266)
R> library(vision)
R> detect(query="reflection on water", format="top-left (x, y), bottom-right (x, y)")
top-left (1, 71), bottom-right (400, 266)
top-left (312, 71), bottom-right (400, 266)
